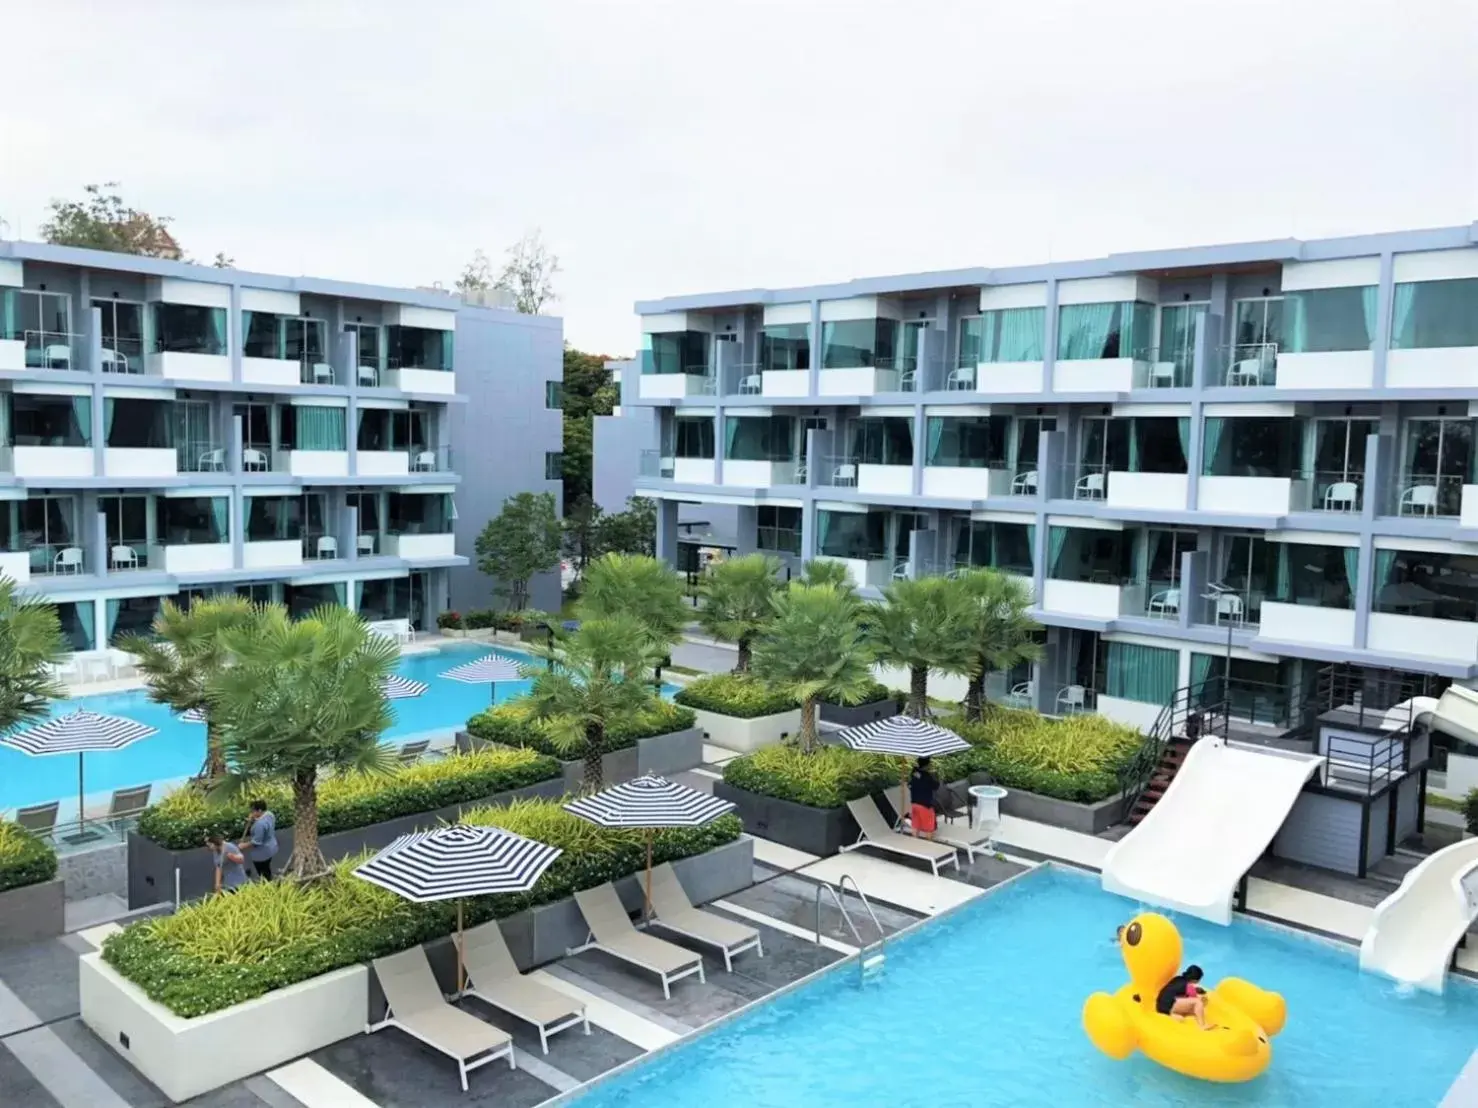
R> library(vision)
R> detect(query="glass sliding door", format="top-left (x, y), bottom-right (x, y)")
top-left (19, 496), bottom-right (79, 574)
top-left (94, 299), bottom-right (145, 373)
top-left (1218, 534), bottom-right (1278, 624)
top-left (346, 322), bottom-right (382, 384)
top-left (1144, 528), bottom-right (1197, 616)
top-left (174, 400), bottom-right (217, 472)
top-left (303, 492), bottom-right (330, 557)
top-left (19, 292), bottom-right (73, 369)
top-left (1400, 417), bottom-right (1473, 517)
top-left (1310, 418), bottom-right (1376, 511)
top-left (234, 403), bottom-right (277, 462)
top-left (101, 495), bottom-right (150, 570)
top-left (1011, 416), bottom-right (1058, 489)
top-left (1228, 297), bottom-right (1284, 385)
top-left (1155, 302), bottom-right (1206, 387)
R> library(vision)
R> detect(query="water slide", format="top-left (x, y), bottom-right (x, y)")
top-left (1101, 738), bottom-right (1324, 925)
top-left (1357, 685), bottom-right (1478, 993)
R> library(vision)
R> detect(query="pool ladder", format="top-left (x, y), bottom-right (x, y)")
top-left (815, 874), bottom-right (887, 984)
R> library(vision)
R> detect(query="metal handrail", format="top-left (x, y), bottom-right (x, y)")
top-left (815, 874), bottom-right (887, 984)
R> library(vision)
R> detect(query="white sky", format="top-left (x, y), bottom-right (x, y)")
top-left (3, 0), bottom-right (1475, 355)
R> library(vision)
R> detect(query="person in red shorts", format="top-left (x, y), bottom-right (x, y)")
top-left (909, 756), bottom-right (940, 838)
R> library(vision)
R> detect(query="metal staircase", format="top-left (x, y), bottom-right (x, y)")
top-left (1118, 678), bottom-right (1232, 824)
top-left (815, 874), bottom-right (887, 983)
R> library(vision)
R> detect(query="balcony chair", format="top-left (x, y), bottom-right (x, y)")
top-left (358, 534), bottom-right (376, 556)
top-left (1323, 481), bottom-right (1359, 512)
top-left (43, 344), bottom-right (72, 370)
top-left (1008, 680), bottom-right (1034, 706)
top-left (892, 560), bottom-right (911, 580)
top-left (310, 362), bottom-right (334, 384)
top-left (946, 365), bottom-right (976, 391)
top-left (101, 348), bottom-right (131, 373)
top-left (1149, 361), bottom-right (1177, 388)
top-left (1226, 349), bottom-right (1272, 387)
top-left (1055, 685), bottom-right (1087, 713)
top-left (1011, 470), bottom-right (1038, 495)
top-left (1214, 592), bottom-right (1245, 625)
top-left (358, 364), bottom-right (378, 386)
top-left (897, 367), bottom-right (917, 391)
top-left (1399, 484), bottom-right (1437, 517)
top-left (241, 448), bottom-right (269, 471)
top-left (110, 545), bottom-right (138, 570)
top-left (198, 448), bottom-right (225, 471)
top-left (413, 451), bottom-right (437, 471)
top-left (738, 373), bottom-right (761, 395)
top-left (316, 536), bottom-right (338, 559)
top-left (1148, 588), bottom-right (1180, 617)
top-left (54, 547), bottom-right (83, 574)
top-left (1074, 472), bottom-right (1106, 500)
top-left (832, 463), bottom-right (857, 487)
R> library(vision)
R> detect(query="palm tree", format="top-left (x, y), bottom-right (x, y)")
top-left (578, 553), bottom-right (689, 654)
top-left (523, 616), bottom-right (663, 790)
top-left (869, 576), bottom-right (977, 718)
top-left (209, 604), bottom-right (397, 880)
top-left (697, 553), bottom-right (782, 672)
top-left (799, 558), bottom-right (854, 593)
top-left (958, 568), bottom-right (1042, 721)
top-left (751, 583), bottom-right (875, 753)
top-left (0, 577), bottom-right (68, 732)
top-left (120, 595), bottom-right (258, 780)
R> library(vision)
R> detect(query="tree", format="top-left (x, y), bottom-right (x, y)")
top-left (40, 183), bottom-right (183, 258)
top-left (561, 495), bottom-right (604, 585)
top-left (524, 616), bottom-right (661, 790)
top-left (0, 578), bottom-right (68, 734)
top-left (699, 554), bottom-right (783, 672)
top-left (560, 347), bottom-right (618, 505)
top-left (594, 497), bottom-right (655, 558)
top-left (868, 577), bottom-right (978, 718)
top-left (578, 553), bottom-right (688, 657)
top-left (211, 252), bottom-right (235, 268)
top-left (209, 605), bottom-right (397, 880)
top-left (800, 558), bottom-right (856, 594)
top-left (475, 492), bottom-right (562, 611)
top-left (751, 583), bottom-right (876, 753)
top-left (119, 595), bottom-right (258, 780)
top-left (456, 248), bottom-right (494, 294)
top-left (958, 568), bottom-right (1043, 721)
top-left (496, 230), bottom-right (560, 315)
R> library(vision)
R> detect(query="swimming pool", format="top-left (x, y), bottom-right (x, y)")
top-left (0, 644), bottom-right (677, 814)
top-left (575, 867), bottom-right (1478, 1107)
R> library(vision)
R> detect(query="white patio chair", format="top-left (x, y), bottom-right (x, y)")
top-left (358, 534), bottom-right (376, 556)
top-left (311, 362), bottom-right (334, 384)
top-left (946, 366), bottom-right (976, 391)
top-left (1150, 361), bottom-right (1177, 388)
top-left (897, 367), bottom-right (916, 391)
top-left (1074, 472), bottom-right (1106, 500)
top-left (1148, 588), bottom-right (1180, 617)
top-left (413, 451), bottom-right (437, 471)
top-left (738, 374), bottom-right (761, 395)
top-left (358, 364), bottom-right (378, 386)
top-left (1324, 481), bottom-right (1359, 512)
top-left (832, 463), bottom-right (857, 487)
top-left (1399, 484), bottom-right (1437, 517)
top-left (1011, 470), bottom-right (1038, 495)
top-left (1055, 685), bottom-right (1087, 713)
top-left (892, 560), bottom-right (911, 580)
top-left (241, 448), bottom-right (268, 471)
top-left (1227, 358), bottom-right (1264, 386)
top-left (1215, 593), bottom-right (1244, 625)
top-left (54, 547), bottom-right (83, 574)
top-left (43, 344), bottom-right (71, 370)
top-left (198, 448), bottom-right (225, 471)
top-left (101, 348), bottom-right (130, 373)
top-left (316, 536), bottom-right (338, 559)
top-left (110, 545), bottom-right (138, 571)
top-left (1008, 680), bottom-right (1034, 705)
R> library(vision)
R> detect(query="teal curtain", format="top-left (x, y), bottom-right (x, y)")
top-left (816, 511), bottom-right (832, 552)
top-left (1391, 284), bottom-right (1418, 348)
top-left (296, 406), bottom-right (345, 450)
top-left (105, 599), bottom-right (120, 642)
top-left (1047, 527), bottom-right (1069, 576)
top-left (1177, 418), bottom-right (1190, 462)
top-left (1105, 643), bottom-right (1177, 704)
top-left (1132, 530), bottom-right (1148, 583)
top-left (333, 582), bottom-right (347, 606)
top-left (926, 417), bottom-right (945, 465)
top-left (0, 290), bottom-right (13, 338)
top-left (352, 581), bottom-right (362, 610)
top-left (1200, 418), bottom-right (1225, 475)
top-left (982, 308), bottom-right (1045, 362)
top-left (1342, 547), bottom-right (1359, 597)
top-left (1128, 421), bottom-right (1140, 472)
top-left (241, 311), bottom-right (253, 354)
top-left (210, 309), bottom-right (227, 355)
top-left (1026, 523), bottom-right (1036, 570)
top-left (1374, 550), bottom-right (1398, 608)
top-left (104, 398), bottom-right (115, 441)
top-left (1275, 544), bottom-right (1291, 601)
top-left (724, 417), bottom-right (739, 457)
top-left (1286, 294), bottom-right (1308, 353)
top-left (76, 601), bottom-right (95, 650)
top-left (1058, 303), bottom-right (1119, 360)
top-left (1190, 652), bottom-right (1214, 691)
top-left (1360, 287), bottom-right (1378, 349)
top-left (71, 397), bottom-right (92, 444)
top-left (210, 497), bottom-right (228, 542)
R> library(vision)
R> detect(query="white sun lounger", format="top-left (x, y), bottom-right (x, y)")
top-left (369, 947), bottom-right (514, 1091)
top-left (647, 863), bottom-right (763, 972)
top-left (929, 819), bottom-right (995, 864)
top-left (571, 883), bottom-right (706, 999)
top-left (459, 921), bottom-right (589, 1053)
top-left (842, 796), bottom-right (960, 876)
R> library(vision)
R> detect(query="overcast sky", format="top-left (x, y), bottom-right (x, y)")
top-left (4, 0), bottom-right (1475, 355)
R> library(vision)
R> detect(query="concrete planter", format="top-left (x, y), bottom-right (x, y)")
top-left (819, 697), bottom-right (900, 727)
top-left (494, 630), bottom-right (521, 645)
top-left (713, 781), bottom-right (898, 857)
top-left (126, 777), bottom-right (567, 909)
top-left (987, 782), bottom-right (1123, 835)
top-left (463, 628), bottom-right (495, 642)
top-left (458, 727), bottom-right (704, 793)
top-left (80, 956), bottom-right (367, 1104)
top-left (690, 707), bottom-right (801, 754)
top-left (0, 878), bottom-right (64, 946)
top-left (439, 627), bottom-right (468, 638)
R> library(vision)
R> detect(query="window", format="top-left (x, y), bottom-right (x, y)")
top-left (17, 291), bottom-right (71, 367)
top-left (387, 325), bottom-right (453, 372)
top-left (1104, 642), bottom-right (1177, 705)
top-left (1375, 548), bottom-right (1478, 622)
top-left (818, 510), bottom-right (886, 560)
top-left (1129, 417), bottom-right (1189, 473)
top-left (388, 493), bottom-right (452, 534)
top-left (1219, 534), bottom-right (1280, 622)
top-left (1200, 418), bottom-right (1303, 477)
top-left (956, 316), bottom-right (982, 367)
top-left (15, 497), bottom-right (77, 572)
top-left (760, 323), bottom-right (810, 372)
top-left (724, 416), bottom-right (796, 462)
top-left (545, 381), bottom-right (564, 409)
top-left (1231, 297), bottom-right (1284, 354)
top-left (821, 319), bottom-right (896, 369)
top-left (282, 404), bottom-right (346, 451)
top-left (756, 506), bottom-right (801, 555)
top-left (1057, 302), bottom-right (1154, 361)
top-left (953, 521), bottom-right (1033, 575)
top-left (243, 311), bottom-right (284, 358)
top-left (1191, 654), bottom-right (1297, 726)
top-left (105, 399), bottom-right (172, 448)
top-left (349, 492), bottom-right (382, 535)
top-left (1310, 418), bottom-right (1375, 508)
top-left (1078, 418), bottom-right (1131, 475)
top-left (1283, 287), bottom-right (1377, 353)
top-left (157, 497), bottom-right (228, 545)
top-left (925, 416), bottom-right (1009, 468)
top-left (1048, 527), bottom-right (1133, 583)
top-left (978, 308), bottom-right (1045, 363)
top-left (107, 596), bottom-right (161, 644)
top-left (1156, 303), bottom-right (1207, 385)
top-left (356, 408), bottom-right (412, 451)
top-left (10, 395), bottom-right (91, 447)
top-left (345, 322), bottom-right (382, 369)
top-left (1270, 542), bottom-right (1355, 608)
top-left (285, 583), bottom-right (344, 618)
top-left (1013, 416), bottom-right (1057, 472)
top-left (1392, 279), bottom-right (1478, 349)
top-left (174, 399), bottom-right (217, 471)
top-left (673, 416), bottom-right (714, 459)
top-left (282, 318), bottom-right (326, 363)
top-left (100, 495), bottom-right (149, 568)
top-left (849, 417), bottom-right (912, 465)
top-left (94, 299), bottom-right (145, 365)
top-left (544, 452), bottom-right (563, 480)
top-left (53, 602), bottom-right (93, 652)
top-left (360, 576), bottom-right (415, 622)
top-left (152, 303), bottom-right (227, 355)
top-left (642, 331), bottom-right (707, 375)
top-left (234, 402), bottom-right (276, 453)
top-left (1401, 417), bottom-right (1473, 516)
top-left (1144, 528), bottom-right (1197, 590)
top-left (246, 496), bottom-right (301, 542)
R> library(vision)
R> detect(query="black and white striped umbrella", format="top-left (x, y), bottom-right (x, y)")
top-left (836, 715), bottom-right (971, 758)
top-left (441, 655), bottom-right (526, 684)
top-left (182, 674), bottom-right (427, 723)
top-left (353, 824), bottom-right (562, 903)
top-left (1, 710), bottom-right (156, 755)
top-left (565, 774), bottom-right (735, 829)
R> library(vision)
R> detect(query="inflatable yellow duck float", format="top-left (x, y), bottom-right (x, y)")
top-left (1083, 912), bottom-right (1286, 1083)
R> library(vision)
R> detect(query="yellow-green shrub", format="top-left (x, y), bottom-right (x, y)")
top-left (0, 820), bottom-right (57, 893)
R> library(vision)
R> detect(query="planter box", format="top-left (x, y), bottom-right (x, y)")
top-left (714, 781), bottom-right (900, 857)
top-left (819, 697), bottom-right (899, 727)
top-left (126, 777), bottom-right (567, 909)
top-left (80, 955), bottom-right (367, 1104)
top-left (439, 628), bottom-right (467, 638)
top-left (463, 628), bottom-right (495, 641)
top-left (993, 782), bottom-right (1123, 835)
top-left (456, 727), bottom-right (703, 793)
top-left (494, 630), bottom-right (521, 645)
top-left (0, 878), bottom-right (64, 946)
top-left (690, 707), bottom-right (801, 754)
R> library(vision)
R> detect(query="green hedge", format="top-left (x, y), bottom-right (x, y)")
top-left (723, 744), bottom-right (896, 808)
top-left (136, 747), bottom-right (563, 850)
top-left (0, 821), bottom-right (58, 893)
top-left (675, 674), bottom-right (798, 719)
top-left (467, 697), bottom-right (697, 759)
top-left (1465, 788), bottom-right (1478, 835)
top-left (103, 799), bottom-right (743, 1018)
top-left (824, 680), bottom-right (900, 708)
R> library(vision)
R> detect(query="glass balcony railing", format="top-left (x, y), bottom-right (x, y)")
top-left (406, 445), bottom-right (453, 473)
top-left (31, 543), bottom-right (85, 576)
top-left (178, 442), bottom-right (228, 473)
top-left (1219, 342), bottom-right (1278, 387)
top-left (1132, 346), bottom-right (1194, 389)
top-left (816, 455), bottom-right (861, 487)
top-left (107, 543), bottom-right (151, 572)
top-left (1291, 470), bottom-right (1365, 513)
top-left (756, 526), bottom-right (801, 555)
top-left (24, 331), bottom-right (86, 371)
top-left (1392, 472), bottom-right (1464, 518)
top-left (298, 358), bottom-right (340, 386)
top-left (100, 335), bottom-right (146, 374)
top-left (638, 449), bottom-right (673, 479)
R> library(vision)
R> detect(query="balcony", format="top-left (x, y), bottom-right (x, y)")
top-left (1259, 600), bottom-right (1355, 647)
top-left (1290, 470), bottom-right (1366, 514)
top-left (972, 360), bottom-right (1044, 394)
top-left (817, 455), bottom-right (909, 495)
top-left (1368, 612), bottom-right (1478, 664)
top-left (10, 330), bottom-right (87, 373)
top-left (1052, 348), bottom-right (1150, 393)
top-left (104, 448), bottom-right (177, 479)
top-left (383, 531), bottom-right (456, 559)
top-left (723, 459), bottom-right (802, 488)
top-left (148, 301), bottom-right (229, 381)
top-left (1132, 348), bottom-right (1193, 389)
top-left (1197, 474), bottom-right (1305, 515)
top-left (146, 540), bottom-right (233, 575)
top-left (1040, 578), bottom-right (1146, 621)
top-left (817, 555), bottom-right (898, 591)
top-left (273, 449), bottom-right (350, 478)
top-left (1104, 470), bottom-right (1189, 511)
top-left (1393, 473), bottom-right (1463, 519)
top-left (920, 466), bottom-right (1017, 500)
top-left (30, 543), bottom-right (86, 578)
top-left (818, 362), bottom-right (905, 397)
top-left (639, 369), bottom-right (713, 400)
top-left (10, 446), bottom-right (94, 479)
top-left (1217, 343), bottom-right (1279, 387)
top-left (242, 355), bottom-right (305, 389)
top-left (244, 538), bottom-right (303, 569)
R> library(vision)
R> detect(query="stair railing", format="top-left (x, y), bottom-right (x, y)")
top-left (1117, 678), bottom-right (1229, 822)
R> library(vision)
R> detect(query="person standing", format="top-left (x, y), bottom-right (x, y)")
top-left (909, 756), bottom-right (940, 839)
top-left (239, 799), bottom-right (279, 880)
top-left (207, 834), bottom-right (247, 895)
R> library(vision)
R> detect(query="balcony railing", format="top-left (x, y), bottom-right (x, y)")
top-left (100, 336), bottom-right (146, 374)
top-left (179, 442), bottom-right (228, 473)
top-left (299, 358), bottom-right (341, 386)
top-left (1132, 346), bottom-right (1193, 389)
top-left (1291, 470), bottom-right (1365, 513)
top-left (23, 331), bottom-right (86, 371)
top-left (107, 543), bottom-right (151, 572)
top-left (638, 449), bottom-right (673, 479)
top-left (406, 444), bottom-right (453, 473)
top-left (240, 442), bottom-right (280, 473)
top-left (1392, 472), bottom-right (1463, 518)
top-left (1219, 342), bottom-right (1278, 387)
top-left (32, 543), bottom-right (86, 576)
top-left (756, 526), bottom-right (801, 556)
top-left (816, 454), bottom-right (861, 487)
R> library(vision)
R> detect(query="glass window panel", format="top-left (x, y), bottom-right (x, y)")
top-left (979, 307), bottom-right (1045, 363)
top-left (1392, 279), bottom-right (1478, 349)
top-left (724, 416), bottom-right (796, 461)
top-left (1201, 418), bottom-right (1302, 477)
top-left (1284, 287), bottom-right (1377, 353)
top-left (106, 399), bottom-right (173, 448)
top-left (850, 417), bottom-right (912, 465)
top-left (153, 304), bottom-right (227, 355)
top-left (674, 416), bottom-right (714, 458)
top-left (246, 496), bottom-right (301, 541)
top-left (642, 331), bottom-right (707, 375)
top-left (10, 395), bottom-right (91, 446)
top-left (818, 511), bottom-right (886, 559)
top-left (760, 323), bottom-right (810, 372)
top-left (243, 311), bottom-right (283, 358)
top-left (821, 319), bottom-right (896, 369)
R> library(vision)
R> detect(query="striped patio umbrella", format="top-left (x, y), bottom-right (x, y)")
top-left (0, 710), bottom-right (157, 841)
top-left (837, 715), bottom-right (971, 830)
top-left (354, 824), bottom-right (562, 990)
top-left (441, 654), bottom-right (527, 704)
top-left (181, 674), bottom-right (428, 723)
top-left (566, 774), bottom-right (735, 916)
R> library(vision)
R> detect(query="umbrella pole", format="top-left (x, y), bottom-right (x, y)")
top-left (644, 829), bottom-right (653, 921)
top-left (78, 752), bottom-right (86, 839)
top-left (457, 899), bottom-right (466, 995)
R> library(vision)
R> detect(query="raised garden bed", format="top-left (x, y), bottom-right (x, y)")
top-left (0, 878), bottom-right (65, 946)
top-left (457, 728), bottom-right (702, 792)
top-left (713, 780), bottom-right (872, 856)
top-left (818, 697), bottom-right (900, 727)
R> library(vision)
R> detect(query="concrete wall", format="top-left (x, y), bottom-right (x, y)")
top-left (449, 306), bottom-right (564, 614)
top-left (1273, 789), bottom-right (1365, 874)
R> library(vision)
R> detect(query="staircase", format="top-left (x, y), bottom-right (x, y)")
top-left (1128, 738), bottom-right (1191, 825)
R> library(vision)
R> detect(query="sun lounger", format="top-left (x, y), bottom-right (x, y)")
top-left (369, 946), bottom-right (514, 1091)
top-left (107, 784), bottom-right (152, 831)
top-left (572, 883), bottom-right (705, 998)
top-left (647, 863), bottom-right (762, 972)
top-left (842, 796), bottom-right (960, 876)
top-left (459, 922), bottom-right (589, 1053)
top-left (929, 820), bottom-right (994, 864)
top-left (398, 739), bottom-right (430, 765)
top-left (14, 801), bottom-right (58, 840)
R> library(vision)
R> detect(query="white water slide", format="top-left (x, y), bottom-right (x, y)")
top-left (1358, 685), bottom-right (1478, 993)
top-left (1101, 738), bottom-right (1323, 925)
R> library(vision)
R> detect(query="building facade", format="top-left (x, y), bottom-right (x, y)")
top-left (0, 240), bottom-right (559, 648)
top-left (616, 223), bottom-right (1478, 751)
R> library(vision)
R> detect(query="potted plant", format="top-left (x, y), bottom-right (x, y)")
top-left (436, 610), bottom-right (466, 638)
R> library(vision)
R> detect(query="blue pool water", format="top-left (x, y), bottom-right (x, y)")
top-left (577, 868), bottom-right (1478, 1108)
top-left (0, 644), bottom-right (677, 812)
